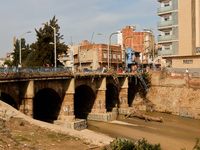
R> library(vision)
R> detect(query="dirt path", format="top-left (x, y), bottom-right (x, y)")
top-left (2, 99), bottom-right (200, 150)
top-left (0, 101), bottom-right (113, 150)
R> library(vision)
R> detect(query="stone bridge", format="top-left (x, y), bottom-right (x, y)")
top-left (0, 73), bottom-right (140, 129)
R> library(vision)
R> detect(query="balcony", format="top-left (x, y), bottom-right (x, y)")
top-left (157, 20), bottom-right (173, 28)
top-left (158, 50), bottom-right (173, 55)
top-left (157, 5), bottom-right (173, 14)
top-left (158, 35), bottom-right (172, 41)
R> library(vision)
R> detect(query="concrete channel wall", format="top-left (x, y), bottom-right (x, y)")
top-left (144, 72), bottom-right (200, 119)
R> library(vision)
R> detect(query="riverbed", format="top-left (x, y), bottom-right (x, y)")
top-left (87, 112), bottom-right (200, 150)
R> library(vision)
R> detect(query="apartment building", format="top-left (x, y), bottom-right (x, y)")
top-left (157, 0), bottom-right (200, 68)
top-left (58, 45), bottom-right (72, 67)
top-left (0, 58), bottom-right (6, 67)
top-left (6, 53), bottom-right (13, 61)
top-left (73, 40), bottom-right (122, 71)
top-left (118, 26), bottom-right (155, 68)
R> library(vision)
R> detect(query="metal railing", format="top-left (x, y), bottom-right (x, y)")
top-left (0, 66), bottom-right (158, 75)
top-left (158, 50), bottom-right (173, 55)
top-left (165, 67), bottom-right (200, 78)
top-left (0, 67), bottom-right (72, 74)
top-left (157, 5), bottom-right (173, 13)
top-left (158, 35), bottom-right (172, 41)
top-left (157, 20), bottom-right (173, 27)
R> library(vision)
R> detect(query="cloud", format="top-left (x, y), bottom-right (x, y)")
top-left (0, 0), bottom-right (160, 57)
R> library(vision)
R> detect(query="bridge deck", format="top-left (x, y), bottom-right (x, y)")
top-left (0, 72), bottom-right (136, 82)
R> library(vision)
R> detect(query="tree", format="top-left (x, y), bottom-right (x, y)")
top-left (3, 59), bottom-right (13, 67)
top-left (12, 38), bottom-right (29, 67)
top-left (26, 16), bottom-right (68, 66)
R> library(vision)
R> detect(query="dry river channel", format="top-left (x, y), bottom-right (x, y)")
top-left (87, 112), bottom-right (200, 150)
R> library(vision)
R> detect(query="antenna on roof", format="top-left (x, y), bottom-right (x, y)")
top-left (90, 31), bottom-right (94, 43)
top-left (70, 36), bottom-right (73, 46)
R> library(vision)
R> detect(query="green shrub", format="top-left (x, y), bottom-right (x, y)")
top-left (102, 138), bottom-right (162, 150)
top-left (193, 138), bottom-right (200, 150)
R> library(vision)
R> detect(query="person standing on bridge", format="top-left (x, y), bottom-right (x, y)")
top-left (46, 64), bottom-right (49, 72)
top-left (18, 63), bottom-right (22, 72)
top-left (4, 64), bottom-right (8, 73)
top-left (186, 68), bottom-right (189, 76)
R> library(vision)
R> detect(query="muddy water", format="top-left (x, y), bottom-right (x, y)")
top-left (87, 112), bottom-right (200, 150)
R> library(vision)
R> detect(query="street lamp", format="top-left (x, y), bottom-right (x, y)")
top-left (20, 31), bottom-right (31, 64)
top-left (42, 22), bottom-right (57, 68)
top-left (79, 46), bottom-right (81, 72)
top-left (98, 33), bottom-right (110, 68)
top-left (143, 28), bottom-right (155, 70)
top-left (124, 36), bottom-right (134, 68)
top-left (141, 40), bottom-right (151, 70)
top-left (109, 32), bottom-right (118, 68)
top-left (98, 32), bottom-right (119, 69)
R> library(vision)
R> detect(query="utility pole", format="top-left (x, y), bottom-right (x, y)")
top-left (141, 40), bottom-right (150, 70)
top-left (70, 37), bottom-right (74, 73)
top-left (79, 46), bottom-right (81, 72)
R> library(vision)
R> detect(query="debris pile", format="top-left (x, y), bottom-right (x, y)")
top-left (126, 110), bottom-right (164, 122)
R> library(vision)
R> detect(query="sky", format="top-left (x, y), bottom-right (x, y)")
top-left (0, 0), bottom-right (160, 57)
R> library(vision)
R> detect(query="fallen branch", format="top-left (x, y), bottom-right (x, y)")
top-left (126, 111), bottom-right (164, 122)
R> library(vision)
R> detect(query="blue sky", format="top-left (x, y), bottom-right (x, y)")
top-left (0, 0), bottom-right (160, 57)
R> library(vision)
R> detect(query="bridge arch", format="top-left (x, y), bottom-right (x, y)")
top-left (0, 93), bottom-right (18, 109)
top-left (33, 88), bottom-right (62, 122)
top-left (34, 80), bottom-right (63, 100)
top-left (74, 85), bottom-right (96, 119)
top-left (75, 78), bottom-right (96, 94)
top-left (0, 83), bottom-right (19, 107)
top-left (106, 83), bottom-right (119, 111)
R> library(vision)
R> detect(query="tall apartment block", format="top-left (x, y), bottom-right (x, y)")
top-left (157, 0), bottom-right (200, 68)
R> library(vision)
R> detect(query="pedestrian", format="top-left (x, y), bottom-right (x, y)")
top-left (103, 66), bottom-right (105, 73)
top-left (186, 68), bottom-right (189, 76)
top-left (125, 67), bottom-right (128, 73)
top-left (13, 66), bottom-right (16, 73)
top-left (46, 63), bottom-right (49, 70)
top-left (4, 64), bottom-right (8, 73)
top-left (18, 63), bottom-right (22, 72)
top-left (120, 67), bottom-right (122, 73)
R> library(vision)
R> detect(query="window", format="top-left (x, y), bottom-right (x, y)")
top-left (196, 47), bottom-right (200, 53)
top-left (166, 60), bottom-right (172, 67)
top-left (83, 53), bottom-right (85, 58)
top-left (103, 53), bottom-right (107, 59)
top-left (113, 54), bottom-right (116, 59)
top-left (164, 45), bottom-right (170, 50)
top-left (183, 60), bottom-right (193, 64)
top-left (109, 54), bottom-right (111, 59)
top-left (117, 54), bottom-right (120, 60)
top-left (164, 2), bottom-right (170, 7)
top-left (164, 31), bottom-right (170, 35)
top-left (164, 16), bottom-right (170, 21)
